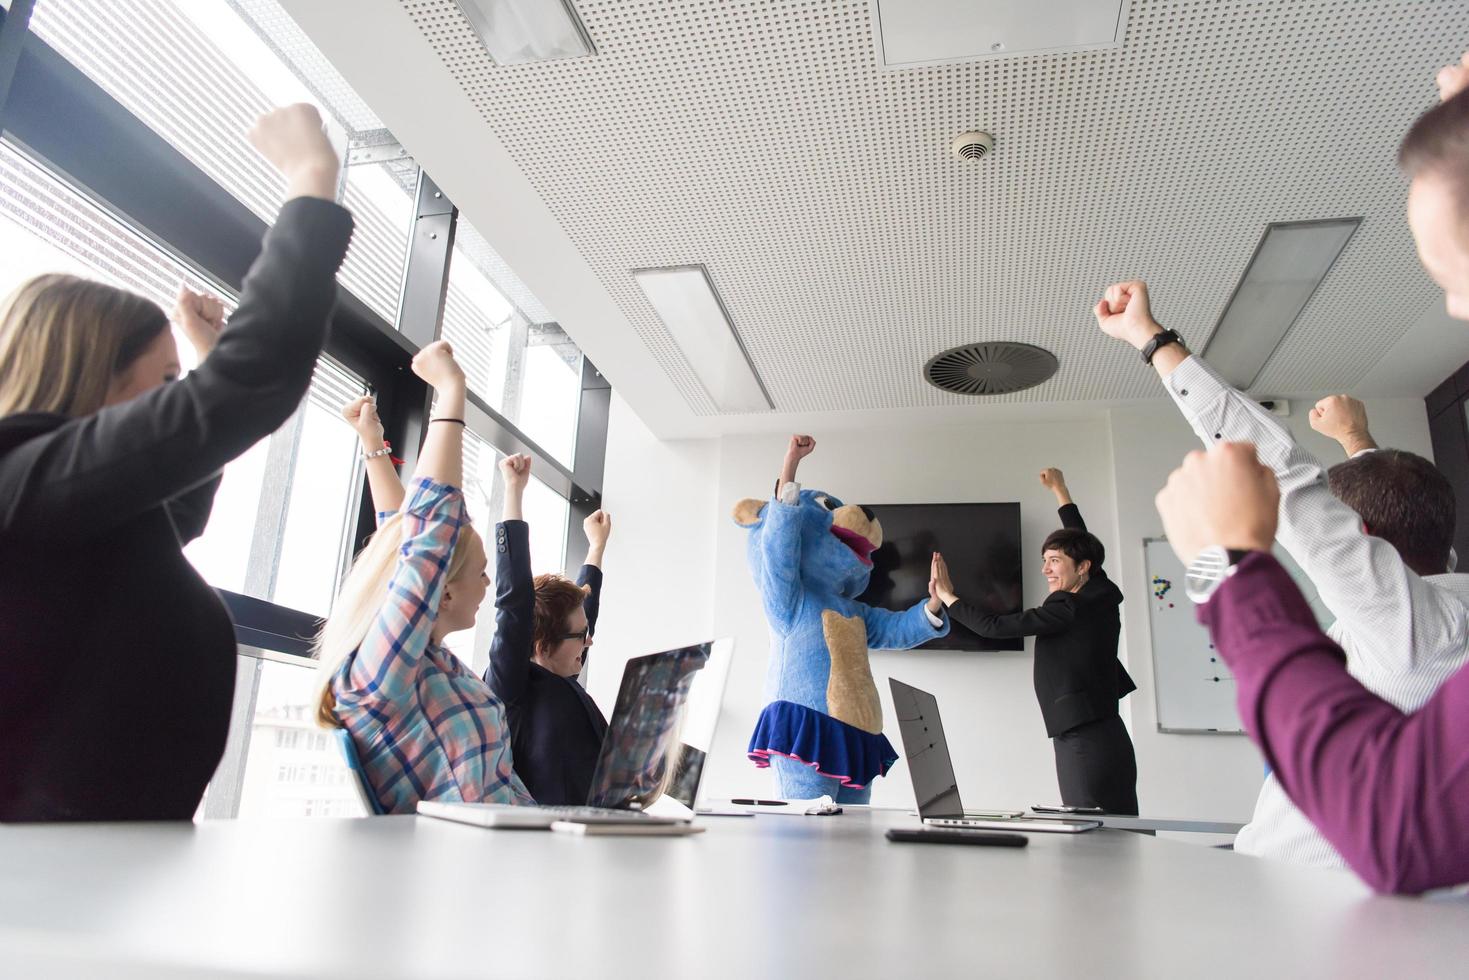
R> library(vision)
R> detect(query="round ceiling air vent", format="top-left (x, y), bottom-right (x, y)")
top-left (950, 131), bottom-right (995, 161)
top-left (923, 341), bottom-right (1059, 396)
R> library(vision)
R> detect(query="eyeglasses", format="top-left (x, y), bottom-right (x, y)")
top-left (554, 627), bottom-right (590, 645)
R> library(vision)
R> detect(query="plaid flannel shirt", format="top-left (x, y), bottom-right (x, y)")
top-left (333, 478), bottom-right (532, 813)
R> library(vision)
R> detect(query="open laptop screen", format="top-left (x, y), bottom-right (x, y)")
top-left (586, 640), bottom-right (731, 810)
top-left (890, 677), bottom-right (965, 819)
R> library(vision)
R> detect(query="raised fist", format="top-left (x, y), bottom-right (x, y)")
top-left (1308, 395), bottom-right (1368, 443)
top-left (1039, 468), bottom-right (1066, 491)
top-left (583, 510), bottom-right (613, 549)
top-left (1094, 280), bottom-right (1164, 351)
top-left (173, 285), bottom-right (226, 359)
top-left (1437, 51), bottom-right (1469, 102)
top-left (247, 103), bottom-right (339, 199)
top-left (1155, 444), bottom-right (1279, 566)
top-left (499, 453), bottom-right (531, 492)
top-left (411, 340), bottom-right (465, 391)
top-left (341, 395), bottom-right (384, 447)
top-left (786, 434), bottom-right (816, 461)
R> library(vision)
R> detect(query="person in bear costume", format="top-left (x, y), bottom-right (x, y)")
top-left (732, 435), bottom-right (949, 803)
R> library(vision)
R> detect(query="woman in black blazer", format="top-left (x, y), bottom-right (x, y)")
top-left (932, 468), bottom-right (1138, 814)
top-left (483, 468), bottom-right (611, 806)
top-left (0, 105), bottom-right (352, 821)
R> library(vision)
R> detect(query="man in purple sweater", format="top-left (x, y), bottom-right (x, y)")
top-left (1144, 54), bottom-right (1469, 895)
top-left (1155, 445), bottom-right (1469, 895)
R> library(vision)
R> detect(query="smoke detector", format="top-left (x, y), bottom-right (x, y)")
top-left (924, 341), bottom-right (1059, 395)
top-left (950, 131), bottom-right (994, 162)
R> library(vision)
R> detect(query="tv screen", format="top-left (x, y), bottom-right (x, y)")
top-left (857, 502), bottom-right (1023, 652)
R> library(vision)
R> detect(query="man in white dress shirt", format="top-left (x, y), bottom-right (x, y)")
top-left (1092, 282), bottom-right (1469, 870)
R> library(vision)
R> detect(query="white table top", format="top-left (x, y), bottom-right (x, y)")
top-left (0, 808), bottom-right (1464, 979)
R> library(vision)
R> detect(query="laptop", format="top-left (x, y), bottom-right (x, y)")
top-left (419, 638), bottom-right (734, 829)
top-left (889, 678), bottom-right (1100, 834)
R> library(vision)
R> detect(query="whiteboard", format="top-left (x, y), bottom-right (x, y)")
top-left (1143, 539), bottom-right (1332, 734)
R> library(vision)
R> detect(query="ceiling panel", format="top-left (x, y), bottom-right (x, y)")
top-left (395, 0), bottom-right (1469, 415)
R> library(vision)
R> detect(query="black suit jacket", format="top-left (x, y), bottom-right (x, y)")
top-left (482, 520), bottom-right (608, 805)
top-left (946, 503), bottom-right (1136, 737)
top-left (0, 198), bottom-right (354, 820)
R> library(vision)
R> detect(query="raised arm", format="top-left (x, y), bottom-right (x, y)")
top-left (578, 510), bottom-right (611, 635)
top-left (1095, 280), bottom-right (1457, 676)
top-left (343, 395), bottom-right (405, 519)
top-left (341, 343), bottom-right (470, 704)
top-left (931, 551), bottom-right (1076, 639)
top-left (485, 454), bottom-right (536, 703)
top-left (755, 435), bottom-right (816, 627)
top-left (1157, 443), bottom-right (1469, 894)
top-left (0, 104), bottom-right (350, 543)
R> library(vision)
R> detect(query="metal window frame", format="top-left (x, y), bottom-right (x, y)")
top-left (0, 5), bottom-right (610, 815)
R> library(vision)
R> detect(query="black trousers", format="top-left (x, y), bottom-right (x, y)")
top-left (1052, 715), bottom-right (1139, 815)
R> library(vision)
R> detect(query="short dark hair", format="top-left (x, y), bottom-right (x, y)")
top-left (1399, 86), bottom-right (1469, 217)
top-left (531, 573), bottom-right (590, 654)
top-left (1042, 528), bottom-right (1104, 572)
top-left (1327, 450), bottom-right (1456, 577)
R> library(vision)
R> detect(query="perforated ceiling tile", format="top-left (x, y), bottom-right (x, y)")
top-left (399, 0), bottom-right (1469, 414)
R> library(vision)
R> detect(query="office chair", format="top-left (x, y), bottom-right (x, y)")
top-left (334, 728), bottom-right (385, 816)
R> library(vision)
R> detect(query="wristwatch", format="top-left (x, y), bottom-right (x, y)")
top-left (1141, 329), bottom-right (1181, 366)
top-left (1184, 545), bottom-right (1252, 604)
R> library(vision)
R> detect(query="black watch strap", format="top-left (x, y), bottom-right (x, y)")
top-left (1141, 329), bottom-right (1181, 365)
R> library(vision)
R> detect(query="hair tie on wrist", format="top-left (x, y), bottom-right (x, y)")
top-left (430, 417), bottom-right (466, 426)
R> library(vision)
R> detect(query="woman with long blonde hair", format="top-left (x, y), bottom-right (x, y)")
top-left (0, 105), bottom-right (351, 821)
top-left (316, 341), bottom-right (532, 813)
top-left (342, 393), bottom-right (616, 807)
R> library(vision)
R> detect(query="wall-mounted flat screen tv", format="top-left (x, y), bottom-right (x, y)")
top-left (857, 502), bottom-right (1023, 652)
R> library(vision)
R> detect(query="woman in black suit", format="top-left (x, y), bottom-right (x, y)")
top-left (486, 503), bottom-right (611, 806)
top-left (0, 105), bottom-right (352, 821)
top-left (932, 468), bottom-right (1138, 814)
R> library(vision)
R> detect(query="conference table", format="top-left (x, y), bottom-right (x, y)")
top-left (0, 807), bottom-right (1464, 979)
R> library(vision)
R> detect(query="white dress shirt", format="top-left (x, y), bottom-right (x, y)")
top-left (1164, 356), bottom-right (1469, 870)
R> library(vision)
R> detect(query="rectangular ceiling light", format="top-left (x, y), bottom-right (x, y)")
top-left (634, 266), bottom-right (774, 413)
top-left (453, 0), bottom-right (594, 65)
top-left (1202, 218), bottom-right (1362, 389)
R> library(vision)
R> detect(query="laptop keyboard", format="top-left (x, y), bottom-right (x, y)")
top-left (534, 805), bottom-right (655, 821)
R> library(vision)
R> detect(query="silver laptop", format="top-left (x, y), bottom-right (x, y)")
top-left (889, 678), bottom-right (1100, 834)
top-left (419, 638), bottom-right (734, 828)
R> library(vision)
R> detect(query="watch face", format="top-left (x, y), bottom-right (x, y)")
top-left (1185, 546), bottom-right (1231, 604)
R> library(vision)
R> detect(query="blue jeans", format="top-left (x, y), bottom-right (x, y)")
top-left (769, 754), bottom-right (873, 804)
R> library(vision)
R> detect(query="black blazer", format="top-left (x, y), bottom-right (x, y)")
top-left (946, 503), bottom-right (1136, 737)
top-left (482, 520), bottom-right (607, 806)
top-left (0, 198), bottom-right (354, 820)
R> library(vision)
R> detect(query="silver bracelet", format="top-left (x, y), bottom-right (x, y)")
top-left (363, 446), bottom-right (393, 460)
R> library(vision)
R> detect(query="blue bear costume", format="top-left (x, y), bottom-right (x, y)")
top-left (733, 483), bottom-right (948, 803)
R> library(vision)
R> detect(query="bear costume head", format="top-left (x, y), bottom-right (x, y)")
top-left (732, 489), bottom-right (884, 599)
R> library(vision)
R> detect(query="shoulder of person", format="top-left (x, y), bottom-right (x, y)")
top-left (0, 411), bottom-right (67, 455)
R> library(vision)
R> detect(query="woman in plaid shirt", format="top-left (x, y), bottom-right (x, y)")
top-left (313, 340), bottom-right (533, 813)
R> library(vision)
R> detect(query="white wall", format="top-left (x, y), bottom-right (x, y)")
top-left (587, 394), bottom-right (721, 709)
top-left (593, 390), bottom-right (1434, 818)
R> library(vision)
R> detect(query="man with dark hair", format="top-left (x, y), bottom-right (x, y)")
top-left (1327, 450), bottom-right (1456, 577)
top-left (932, 469), bottom-right (1138, 814)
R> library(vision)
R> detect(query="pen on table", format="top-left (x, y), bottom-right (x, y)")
top-left (731, 798), bottom-right (788, 806)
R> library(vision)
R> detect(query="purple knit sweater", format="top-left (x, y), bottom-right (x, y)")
top-left (1200, 551), bottom-right (1469, 894)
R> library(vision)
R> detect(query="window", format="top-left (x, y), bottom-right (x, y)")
top-left (443, 219), bottom-right (583, 467)
top-left (442, 431), bottom-right (571, 671)
top-left (0, 136), bottom-right (365, 616)
top-left (236, 658), bottom-right (364, 818)
top-left (29, 0), bottom-right (414, 323)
